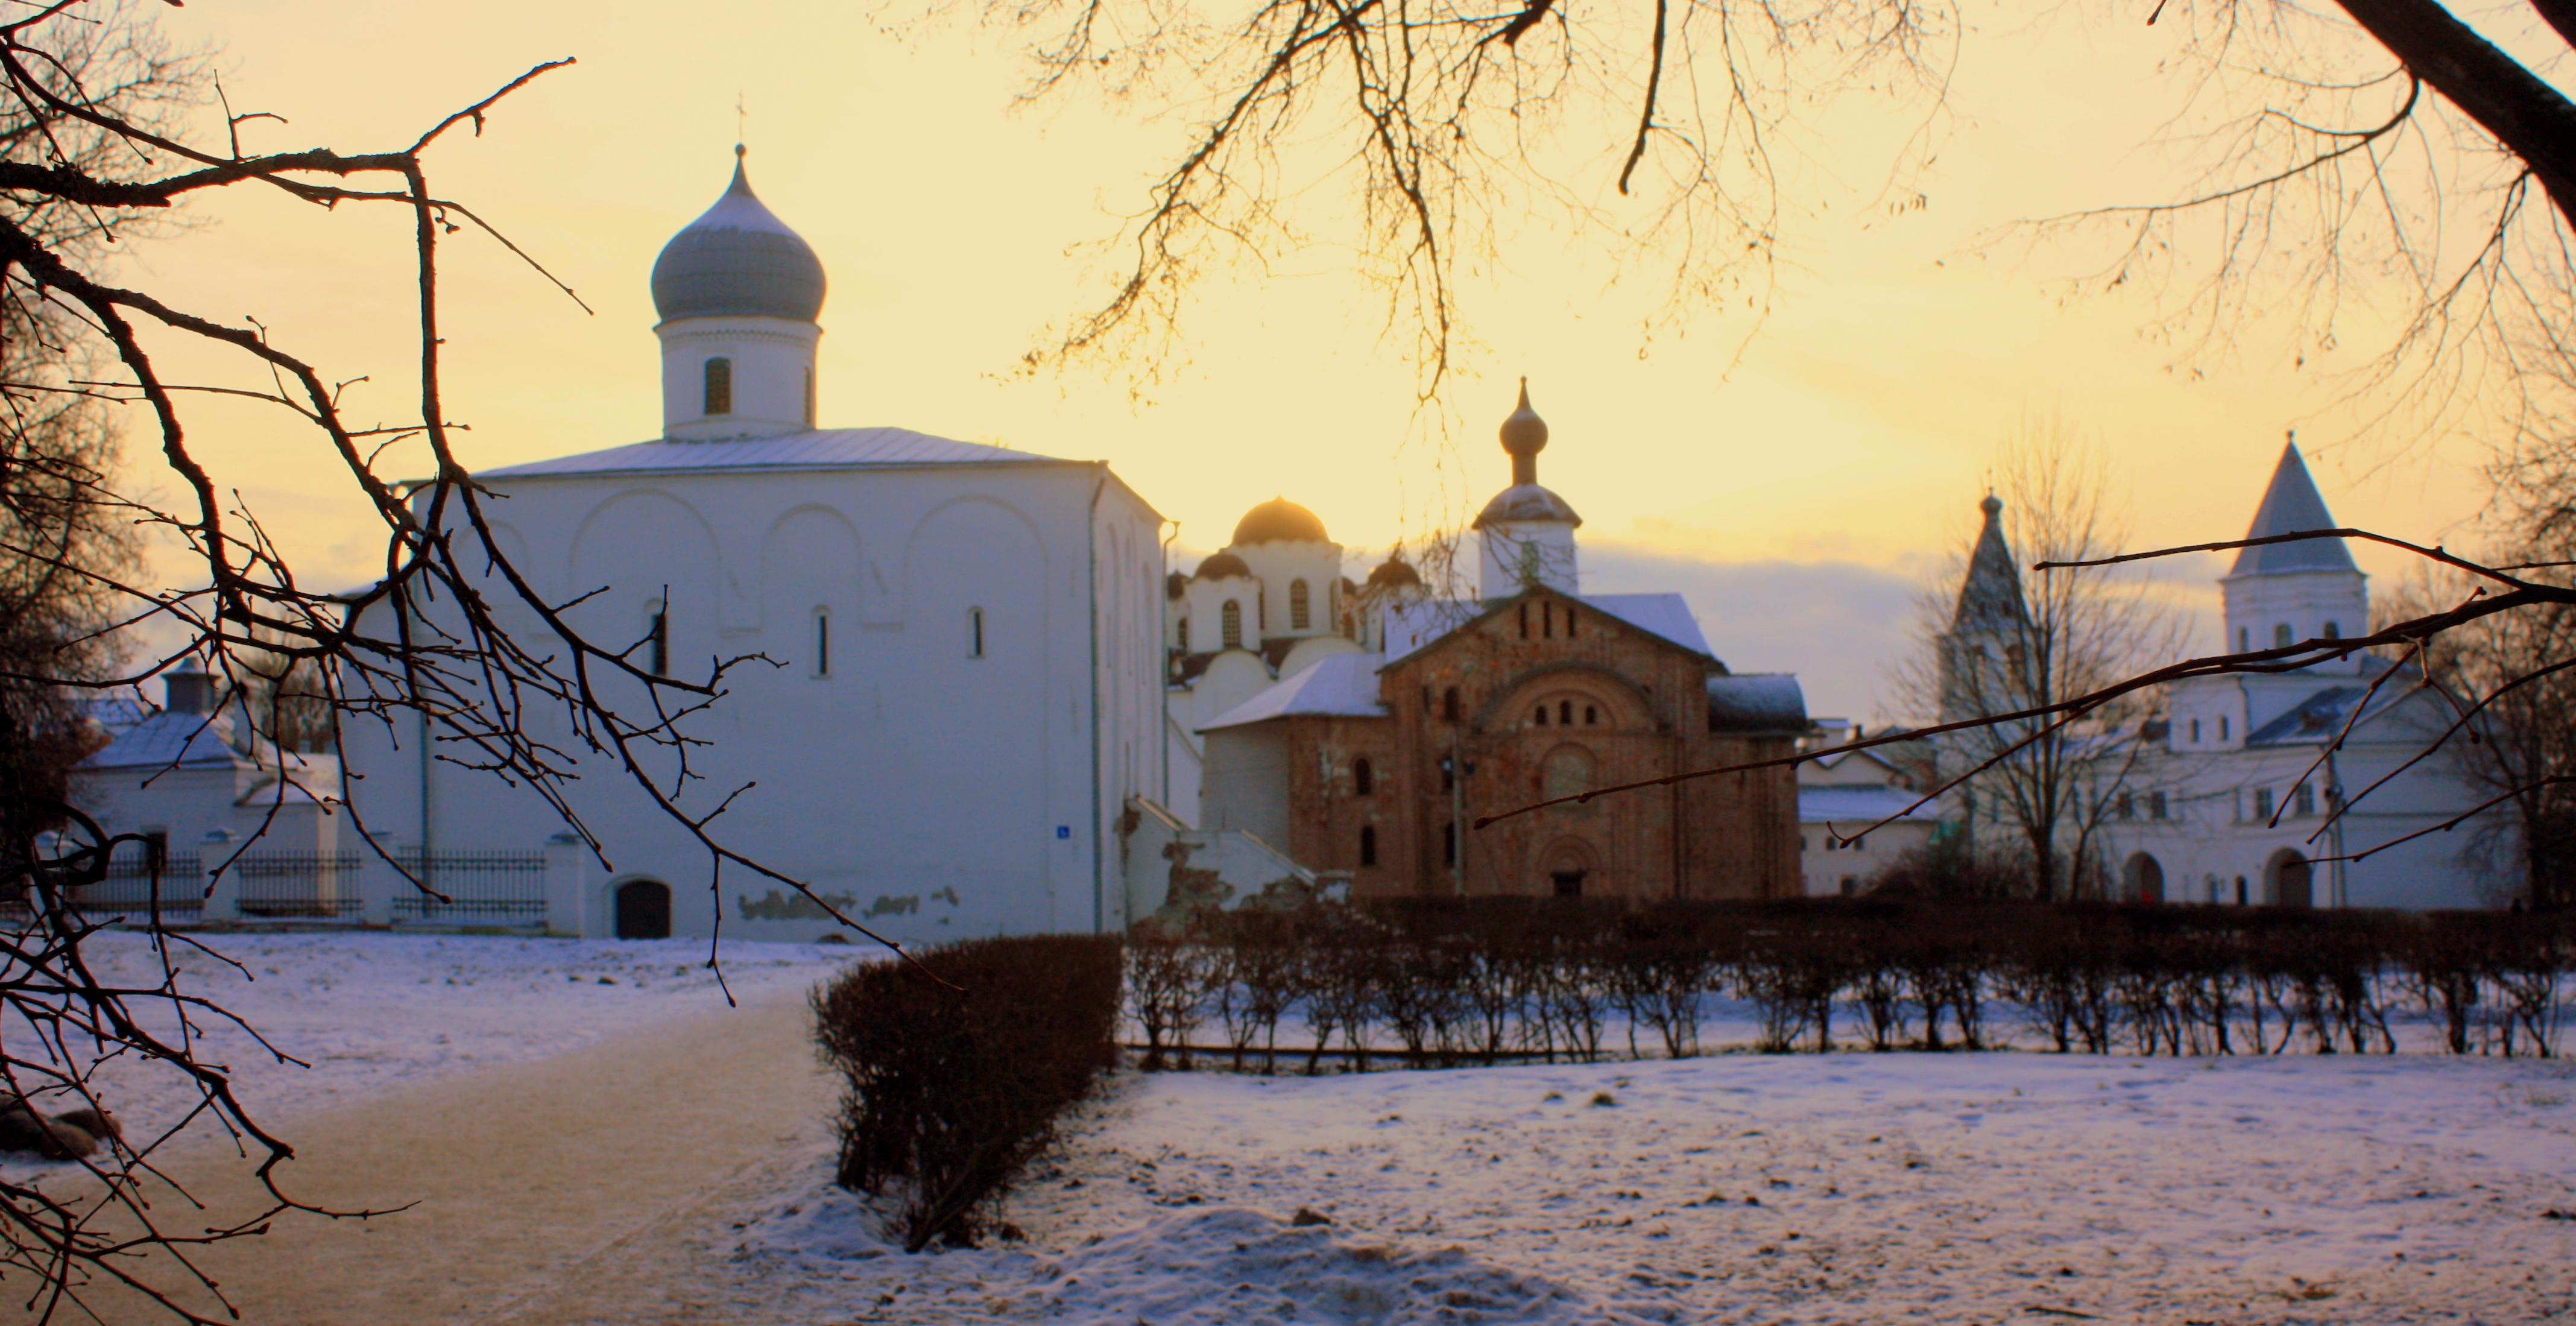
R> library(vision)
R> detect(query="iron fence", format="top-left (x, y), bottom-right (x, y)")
top-left (51, 853), bottom-right (207, 922)
top-left (391, 849), bottom-right (549, 924)
top-left (233, 851), bottom-right (367, 920)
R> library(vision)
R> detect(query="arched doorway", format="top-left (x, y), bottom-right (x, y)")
top-left (2123, 851), bottom-right (2165, 905)
top-left (614, 879), bottom-right (672, 939)
top-left (2265, 850), bottom-right (2313, 909)
top-left (1538, 838), bottom-right (1599, 898)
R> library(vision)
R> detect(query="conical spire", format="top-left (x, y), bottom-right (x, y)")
top-left (1952, 493), bottom-right (2028, 633)
top-left (2230, 440), bottom-right (2357, 576)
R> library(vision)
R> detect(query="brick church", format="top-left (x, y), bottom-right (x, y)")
top-left (1184, 385), bottom-right (1808, 901)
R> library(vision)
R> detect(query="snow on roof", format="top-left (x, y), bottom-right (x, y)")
top-left (80, 710), bottom-right (253, 772)
top-left (1799, 785), bottom-right (1940, 827)
top-left (1200, 652), bottom-right (1387, 731)
top-left (1707, 674), bottom-right (1808, 733)
top-left (2244, 661), bottom-right (2417, 746)
top-left (478, 428), bottom-right (1064, 479)
top-left (1382, 592), bottom-right (1716, 663)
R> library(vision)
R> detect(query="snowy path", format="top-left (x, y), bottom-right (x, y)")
top-left (74, 978), bottom-right (838, 1325)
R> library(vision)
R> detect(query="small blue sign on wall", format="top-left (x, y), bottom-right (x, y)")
top-left (1055, 825), bottom-right (1072, 839)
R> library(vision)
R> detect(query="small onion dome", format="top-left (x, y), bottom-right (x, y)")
top-left (1366, 554), bottom-right (1423, 589)
top-left (1473, 484), bottom-right (1582, 529)
top-left (1230, 496), bottom-right (1329, 546)
top-left (1499, 377), bottom-right (1548, 459)
top-left (1193, 551), bottom-right (1253, 580)
top-left (1166, 570), bottom-right (1189, 600)
top-left (1981, 493), bottom-right (2003, 517)
top-left (650, 147), bottom-right (827, 323)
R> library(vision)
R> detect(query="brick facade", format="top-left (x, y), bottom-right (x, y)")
top-left (1270, 587), bottom-right (1801, 900)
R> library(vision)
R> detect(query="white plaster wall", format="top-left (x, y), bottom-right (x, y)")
top-left (1479, 522), bottom-right (1579, 598)
top-left (658, 317), bottom-right (819, 440)
top-left (1231, 539), bottom-right (1341, 638)
top-left (1199, 725), bottom-right (1292, 846)
top-left (341, 457), bottom-right (1164, 943)
top-left (1182, 574), bottom-right (1261, 651)
top-left (2220, 569), bottom-right (2370, 665)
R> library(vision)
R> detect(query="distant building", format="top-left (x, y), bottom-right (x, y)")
top-left (1795, 719), bottom-right (1942, 896)
top-left (1187, 385), bottom-right (1809, 901)
top-left (2096, 443), bottom-right (2509, 909)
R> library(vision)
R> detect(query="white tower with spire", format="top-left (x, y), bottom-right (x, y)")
top-left (650, 146), bottom-right (827, 441)
top-left (2220, 440), bottom-right (2369, 672)
top-left (1475, 380), bottom-right (1582, 598)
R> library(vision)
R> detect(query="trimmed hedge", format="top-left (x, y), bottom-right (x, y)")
top-left (1125, 899), bottom-right (2571, 1067)
top-left (812, 934), bottom-right (1121, 1250)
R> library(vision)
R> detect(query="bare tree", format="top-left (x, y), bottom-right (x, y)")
top-left (2385, 549), bottom-right (2576, 909)
top-left (0, 4), bottom-right (911, 1318)
top-left (1888, 426), bottom-right (2182, 900)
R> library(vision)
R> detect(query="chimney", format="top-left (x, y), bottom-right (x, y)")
top-left (163, 660), bottom-right (215, 716)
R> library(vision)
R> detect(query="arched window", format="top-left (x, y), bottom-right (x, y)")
top-left (1534, 705), bottom-right (1548, 727)
top-left (2294, 783), bottom-right (2316, 816)
top-left (1289, 579), bottom-right (1311, 630)
top-left (967, 607), bottom-right (987, 659)
top-left (2189, 718), bottom-right (2201, 742)
top-left (1518, 603), bottom-right (1530, 639)
top-left (1558, 699), bottom-right (1574, 725)
top-left (2220, 716), bottom-right (2230, 741)
top-left (1176, 617), bottom-right (1190, 652)
top-left (814, 608), bottom-right (832, 678)
top-left (2322, 620), bottom-right (2341, 640)
top-left (1442, 822), bottom-right (1457, 867)
top-left (802, 367), bottom-right (816, 428)
top-left (2273, 622), bottom-right (2294, 648)
top-left (646, 599), bottom-right (669, 676)
top-left (703, 357), bottom-right (733, 415)
top-left (1542, 602), bottom-right (1555, 639)
top-left (1584, 705), bottom-right (1598, 726)
top-left (1442, 686), bottom-right (1461, 722)
top-left (1359, 826), bottom-right (1378, 867)
top-left (1353, 758), bottom-right (1374, 796)
top-left (2252, 786), bottom-right (2274, 820)
top-left (2237, 626), bottom-right (2250, 652)
top-left (1564, 609), bottom-right (1576, 639)
top-left (1220, 601), bottom-right (1243, 649)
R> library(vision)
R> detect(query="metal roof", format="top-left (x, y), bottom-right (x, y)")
top-left (478, 427), bottom-right (1062, 479)
top-left (2230, 441), bottom-right (2360, 576)
top-left (1381, 592), bottom-right (1716, 663)
top-left (1199, 652), bottom-right (1388, 731)
top-left (649, 153), bottom-right (827, 323)
top-left (80, 710), bottom-right (254, 772)
top-left (1799, 785), bottom-right (1941, 826)
top-left (1707, 673), bottom-right (1810, 733)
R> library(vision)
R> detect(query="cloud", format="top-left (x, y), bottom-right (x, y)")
top-left (1580, 543), bottom-right (1928, 722)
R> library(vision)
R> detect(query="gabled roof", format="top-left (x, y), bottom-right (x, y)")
top-left (1799, 784), bottom-right (1942, 827)
top-left (80, 710), bottom-right (254, 772)
top-left (2230, 441), bottom-right (2359, 576)
top-left (1201, 652), bottom-right (1387, 731)
top-left (479, 428), bottom-right (1062, 480)
top-left (1381, 590), bottom-right (1716, 665)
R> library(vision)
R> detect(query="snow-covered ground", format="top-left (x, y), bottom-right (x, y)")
top-left (727, 1052), bottom-right (2576, 1324)
top-left (14, 929), bottom-right (862, 1134)
top-left (10, 933), bottom-right (2574, 1324)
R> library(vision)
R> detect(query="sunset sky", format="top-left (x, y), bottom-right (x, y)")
top-left (124, 1), bottom-right (2495, 719)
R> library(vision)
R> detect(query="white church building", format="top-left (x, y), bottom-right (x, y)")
top-left (336, 149), bottom-right (1169, 942)
top-left (2094, 443), bottom-right (2510, 910)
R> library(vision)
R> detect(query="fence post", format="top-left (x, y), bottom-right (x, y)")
top-left (544, 833), bottom-right (588, 938)
top-left (358, 836), bottom-right (405, 927)
top-left (199, 829), bottom-right (240, 924)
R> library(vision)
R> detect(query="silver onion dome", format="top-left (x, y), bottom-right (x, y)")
top-left (649, 147), bottom-right (827, 323)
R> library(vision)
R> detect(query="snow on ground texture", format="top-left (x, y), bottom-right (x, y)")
top-left (727, 1052), bottom-right (2576, 1324)
top-left (19, 930), bottom-right (860, 1133)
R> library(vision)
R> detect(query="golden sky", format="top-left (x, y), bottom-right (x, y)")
top-left (122, 1), bottom-right (2495, 716)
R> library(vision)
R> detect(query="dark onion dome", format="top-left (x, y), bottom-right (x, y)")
top-left (1193, 551), bottom-right (1253, 580)
top-left (650, 147), bottom-right (827, 323)
top-left (1366, 554), bottom-right (1423, 589)
top-left (1473, 483), bottom-right (1582, 529)
top-left (1231, 496), bottom-right (1330, 546)
top-left (1500, 377), bottom-right (1548, 460)
top-left (1166, 570), bottom-right (1189, 599)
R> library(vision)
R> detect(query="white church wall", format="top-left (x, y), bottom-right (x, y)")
top-left (658, 315), bottom-right (818, 440)
top-left (1231, 540), bottom-right (1340, 639)
top-left (344, 456), bottom-right (1164, 943)
top-left (1200, 725), bottom-right (1292, 845)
